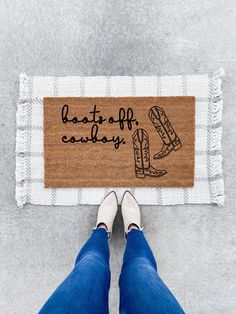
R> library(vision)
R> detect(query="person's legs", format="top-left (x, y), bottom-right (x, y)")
top-left (39, 228), bottom-right (110, 314)
top-left (119, 191), bottom-right (185, 314)
top-left (119, 229), bottom-right (185, 314)
top-left (39, 191), bottom-right (118, 314)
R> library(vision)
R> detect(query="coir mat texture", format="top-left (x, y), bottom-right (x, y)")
top-left (44, 96), bottom-right (195, 188)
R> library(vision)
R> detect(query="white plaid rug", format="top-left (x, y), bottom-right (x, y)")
top-left (15, 68), bottom-right (225, 207)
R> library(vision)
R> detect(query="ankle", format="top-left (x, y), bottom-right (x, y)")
top-left (97, 222), bottom-right (108, 231)
top-left (128, 223), bottom-right (140, 231)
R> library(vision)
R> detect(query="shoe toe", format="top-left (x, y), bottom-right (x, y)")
top-left (96, 191), bottom-right (118, 233)
top-left (121, 191), bottom-right (141, 233)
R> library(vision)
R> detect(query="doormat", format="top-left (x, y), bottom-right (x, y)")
top-left (15, 68), bottom-right (225, 207)
top-left (44, 97), bottom-right (195, 188)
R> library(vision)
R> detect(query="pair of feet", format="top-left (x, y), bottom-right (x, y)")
top-left (96, 191), bottom-right (142, 237)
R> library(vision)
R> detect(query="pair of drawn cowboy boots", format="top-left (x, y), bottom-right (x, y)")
top-left (132, 106), bottom-right (182, 178)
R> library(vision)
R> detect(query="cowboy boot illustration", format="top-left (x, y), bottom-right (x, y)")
top-left (132, 128), bottom-right (167, 178)
top-left (149, 106), bottom-right (182, 159)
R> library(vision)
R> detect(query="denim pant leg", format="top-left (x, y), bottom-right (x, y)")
top-left (119, 230), bottom-right (185, 314)
top-left (39, 228), bottom-right (110, 314)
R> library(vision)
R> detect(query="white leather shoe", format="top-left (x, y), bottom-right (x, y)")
top-left (121, 191), bottom-right (142, 235)
top-left (95, 191), bottom-right (118, 236)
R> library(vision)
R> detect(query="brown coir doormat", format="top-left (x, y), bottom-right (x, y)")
top-left (44, 96), bottom-right (195, 188)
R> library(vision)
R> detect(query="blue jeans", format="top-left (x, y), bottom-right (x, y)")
top-left (39, 228), bottom-right (185, 314)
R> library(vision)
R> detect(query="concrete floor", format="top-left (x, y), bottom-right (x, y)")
top-left (0, 1), bottom-right (236, 313)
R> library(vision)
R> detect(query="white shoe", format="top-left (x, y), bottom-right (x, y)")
top-left (95, 191), bottom-right (118, 235)
top-left (121, 191), bottom-right (142, 235)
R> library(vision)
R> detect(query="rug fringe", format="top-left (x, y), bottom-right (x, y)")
top-left (211, 67), bottom-right (225, 206)
top-left (15, 75), bottom-right (29, 207)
